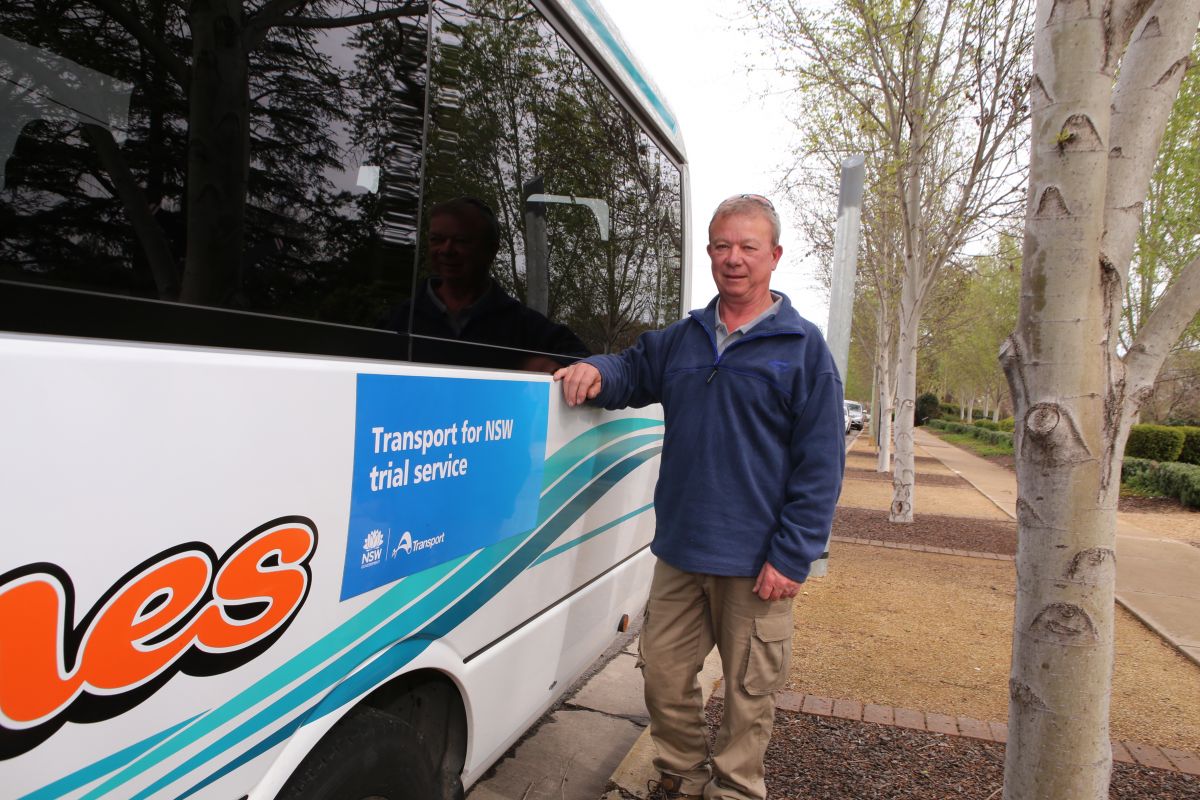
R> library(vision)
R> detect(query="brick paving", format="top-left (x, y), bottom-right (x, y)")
top-left (770, 689), bottom-right (1200, 775)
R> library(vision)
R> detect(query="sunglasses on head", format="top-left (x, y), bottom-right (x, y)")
top-left (731, 193), bottom-right (775, 210)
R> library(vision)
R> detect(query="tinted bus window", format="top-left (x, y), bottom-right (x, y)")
top-left (0, 1), bottom-right (428, 358)
top-left (405, 0), bottom-right (683, 371)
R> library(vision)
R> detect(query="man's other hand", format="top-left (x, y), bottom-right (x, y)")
top-left (753, 561), bottom-right (801, 601)
top-left (553, 362), bottom-right (602, 407)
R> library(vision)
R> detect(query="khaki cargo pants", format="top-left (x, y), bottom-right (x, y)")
top-left (638, 559), bottom-right (794, 800)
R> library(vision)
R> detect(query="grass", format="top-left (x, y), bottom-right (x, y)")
top-left (931, 429), bottom-right (1014, 458)
top-left (927, 425), bottom-right (1174, 500)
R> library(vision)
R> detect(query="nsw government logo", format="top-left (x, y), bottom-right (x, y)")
top-left (361, 529), bottom-right (384, 567)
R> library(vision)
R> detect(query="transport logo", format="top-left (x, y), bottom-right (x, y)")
top-left (358, 529), bottom-right (446, 567)
top-left (395, 530), bottom-right (445, 556)
top-left (0, 517), bottom-right (317, 760)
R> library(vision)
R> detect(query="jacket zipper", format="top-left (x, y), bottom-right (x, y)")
top-left (689, 315), bottom-right (803, 385)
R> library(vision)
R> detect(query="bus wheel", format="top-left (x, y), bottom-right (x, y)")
top-left (278, 706), bottom-right (439, 800)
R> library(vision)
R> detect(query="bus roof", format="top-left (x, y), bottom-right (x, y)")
top-left (551, 0), bottom-right (686, 160)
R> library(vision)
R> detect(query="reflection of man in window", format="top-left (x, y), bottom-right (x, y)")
top-left (389, 197), bottom-right (589, 372)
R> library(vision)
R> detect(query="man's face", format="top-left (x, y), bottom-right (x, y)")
top-left (427, 209), bottom-right (493, 283)
top-left (706, 211), bottom-right (782, 307)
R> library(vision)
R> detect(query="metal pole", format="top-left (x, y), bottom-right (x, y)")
top-left (825, 155), bottom-right (866, 380)
top-left (811, 154), bottom-right (866, 579)
top-left (523, 177), bottom-right (548, 315)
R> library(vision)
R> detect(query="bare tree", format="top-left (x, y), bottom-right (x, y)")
top-left (750, 0), bottom-right (1033, 521)
top-left (1000, 1), bottom-right (1200, 797)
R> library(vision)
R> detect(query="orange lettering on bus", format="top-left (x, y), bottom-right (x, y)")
top-left (0, 518), bottom-right (316, 742)
top-left (192, 526), bottom-right (315, 651)
top-left (0, 575), bottom-right (86, 727)
top-left (83, 554), bottom-right (212, 691)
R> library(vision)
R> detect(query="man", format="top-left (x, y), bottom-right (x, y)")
top-left (554, 195), bottom-right (844, 800)
top-left (388, 196), bottom-right (589, 371)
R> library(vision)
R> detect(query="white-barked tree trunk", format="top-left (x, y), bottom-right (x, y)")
top-left (1001, 1), bottom-right (1200, 797)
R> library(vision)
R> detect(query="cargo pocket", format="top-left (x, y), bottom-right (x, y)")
top-left (741, 612), bottom-right (793, 696)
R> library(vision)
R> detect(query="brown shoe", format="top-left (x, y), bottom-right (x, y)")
top-left (646, 773), bottom-right (703, 799)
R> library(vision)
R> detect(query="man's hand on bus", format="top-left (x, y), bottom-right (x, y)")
top-left (753, 561), bottom-right (801, 601)
top-left (553, 362), bottom-right (602, 407)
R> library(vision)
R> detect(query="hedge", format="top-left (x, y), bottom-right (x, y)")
top-left (997, 417), bottom-right (1015, 432)
top-left (1125, 425), bottom-right (1186, 462)
top-left (927, 418), bottom-right (1014, 447)
top-left (1122, 457), bottom-right (1200, 509)
top-left (937, 403), bottom-right (988, 420)
top-left (973, 419), bottom-right (1000, 431)
top-left (1176, 426), bottom-right (1200, 466)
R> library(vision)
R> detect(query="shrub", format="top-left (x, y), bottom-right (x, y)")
top-left (1122, 457), bottom-right (1200, 509)
top-left (1121, 457), bottom-right (1153, 479)
top-left (928, 418), bottom-right (1014, 447)
top-left (974, 419), bottom-right (1000, 430)
top-left (997, 417), bottom-right (1015, 432)
top-left (916, 393), bottom-right (941, 426)
top-left (1125, 425), bottom-right (1186, 462)
top-left (1155, 462), bottom-right (1200, 508)
top-left (940, 403), bottom-right (959, 417)
top-left (976, 428), bottom-right (1013, 446)
top-left (1176, 426), bottom-right (1200, 466)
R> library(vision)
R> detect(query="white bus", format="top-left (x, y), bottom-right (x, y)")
top-left (0, 0), bottom-right (689, 796)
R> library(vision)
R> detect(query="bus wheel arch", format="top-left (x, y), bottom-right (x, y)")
top-left (277, 669), bottom-right (467, 800)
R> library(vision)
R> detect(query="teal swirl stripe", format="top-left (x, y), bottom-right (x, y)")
top-left (162, 444), bottom-right (662, 800)
top-left (23, 418), bottom-right (662, 800)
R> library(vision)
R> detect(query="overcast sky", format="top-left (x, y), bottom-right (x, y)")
top-left (602, 0), bottom-right (832, 330)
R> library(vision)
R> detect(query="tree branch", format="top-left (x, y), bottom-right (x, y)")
top-left (1125, 252), bottom-right (1200, 393)
top-left (1105, 0), bottom-right (1159, 72)
top-left (87, 0), bottom-right (190, 87)
top-left (246, 0), bottom-right (308, 38)
top-left (1101, 0), bottom-right (1200, 273)
top-left (281, 5), bottom-right (430, 29)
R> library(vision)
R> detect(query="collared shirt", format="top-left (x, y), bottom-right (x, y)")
top-left (426, 277), bottom-right (491, 336)
top-left (714, 293), bottom-right (783, 355)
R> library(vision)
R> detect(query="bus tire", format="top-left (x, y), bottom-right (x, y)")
top-left (277, 706), bottom-right (439, 800)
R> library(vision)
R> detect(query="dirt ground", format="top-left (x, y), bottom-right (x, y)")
top-left (787, 544), bottom-right (1200, 751)
top-left (794, 435), bottom-right (1200, 752)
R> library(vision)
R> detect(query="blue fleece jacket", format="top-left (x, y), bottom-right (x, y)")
top-left (585, 293), bottom-right (845, 582)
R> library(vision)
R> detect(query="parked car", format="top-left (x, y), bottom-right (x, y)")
top-left (843, 405), bottom-right (852, 435)
top-left (845, 400), bottom-right (865, 430)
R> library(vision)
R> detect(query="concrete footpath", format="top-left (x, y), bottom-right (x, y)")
top-left (466, 624), bottom-right (722, 800)
top-left (914, 426), bottom-right (1200, 667)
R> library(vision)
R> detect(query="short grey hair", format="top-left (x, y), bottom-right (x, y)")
top-left (710, 195), bottom-right (782, 245)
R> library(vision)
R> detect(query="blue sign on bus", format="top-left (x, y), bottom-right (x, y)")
top-left (341, 373), bottom-right (549, 600)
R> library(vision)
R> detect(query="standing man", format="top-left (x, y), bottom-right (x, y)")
top-left (554, 195), bottom-right (844, 800)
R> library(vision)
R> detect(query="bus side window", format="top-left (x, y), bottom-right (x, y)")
top-left (0, 2), bottom-right (427, 359)
top-left (397, 0), bottom-right (683, 372)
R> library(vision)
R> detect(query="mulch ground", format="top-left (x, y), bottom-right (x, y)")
top-left (832, 506), bottom-right (1017, 555)
top-left (1119, 495), bottom-right (1200, 513)
top-left (844, 467), bottom-right (970, 488)
top-left (705, 700), bottom-right (1200, 799)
